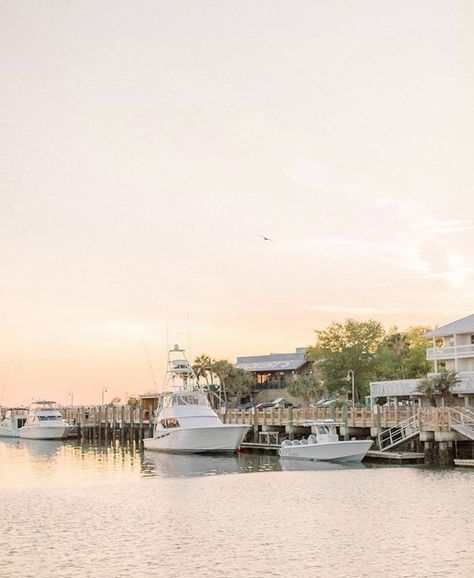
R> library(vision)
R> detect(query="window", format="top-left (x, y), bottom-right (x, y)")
top-left (160, 418), bottom-right (180, 429)
top-left (471, 335), bottom-right (474, 345)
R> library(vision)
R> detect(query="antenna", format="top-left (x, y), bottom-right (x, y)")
top-left (186, 299), bottom-right (192, 362)
top-left (1, 368), bottom-right (9, 405)
top-left (162, 311), bottom-right (169, 392)
top-left (143, 344), bottom-right (158, 390)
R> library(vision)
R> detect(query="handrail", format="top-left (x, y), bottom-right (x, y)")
top-left (450, 407), bottom-right (474, 427)
top-left (377, 414), bottom-right (419, 451)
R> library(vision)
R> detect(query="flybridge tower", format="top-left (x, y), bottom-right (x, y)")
top-left (166, 344), bottom-right (200, 392)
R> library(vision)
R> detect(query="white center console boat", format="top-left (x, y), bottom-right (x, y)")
top-left (279, 420), bottom-right (373, 463)
top-left (144, 345), bottom-right (250, 453)
top-left (19, 400), bottom-right (71, 440)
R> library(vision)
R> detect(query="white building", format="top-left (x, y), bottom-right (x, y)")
top-left (370, 314), bottom-right (474, 406)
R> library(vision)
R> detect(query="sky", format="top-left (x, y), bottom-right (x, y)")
top-left (1, 1), bottom-right (473, 405)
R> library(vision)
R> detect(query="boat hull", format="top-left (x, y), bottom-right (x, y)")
top-left (279, 440), bottom-right (373, 463)
top-left (144, 425), bottom-right (250, 453)
top-left (0, 428), bottom-right (20, 438)
top-left (19, 425), bottom-right (70, 440)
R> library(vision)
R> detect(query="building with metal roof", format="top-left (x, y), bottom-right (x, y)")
top-left (235, 347), bottom-right (311, 395)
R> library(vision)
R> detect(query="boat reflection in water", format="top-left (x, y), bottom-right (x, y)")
top-left (22, 439), bottom-right (65, 460)
top-left (141, 450), bottom-right (282, 479)
top-left (279, 457), bottom-right (366, 472)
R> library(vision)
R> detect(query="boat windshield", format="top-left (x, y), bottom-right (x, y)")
top-left (161, 392), bottom-right (210, 408)
top-left (317, 426), bottom-right (337, 435)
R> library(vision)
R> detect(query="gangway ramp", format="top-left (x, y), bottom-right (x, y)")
top-left (377, 414), bottom-right (419, 451)
top-left (451, 408), bottom-right (474, 441)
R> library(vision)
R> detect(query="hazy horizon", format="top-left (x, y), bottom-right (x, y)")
top-left (2, 1), bottom-right (473, 405)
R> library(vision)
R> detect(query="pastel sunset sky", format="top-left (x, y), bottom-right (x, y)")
top-left (2, 1), bottom-right (473, 405)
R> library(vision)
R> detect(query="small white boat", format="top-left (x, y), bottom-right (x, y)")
top-left (144, 345), bottom-right (250, 454)
top-left (0, 407), bottom-right (28, 438)
top-left (279, 420), bottom-right (373, 463)
top-left (19, 400), bottom-right (71, 440)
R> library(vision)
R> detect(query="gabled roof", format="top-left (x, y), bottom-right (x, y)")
top-left (425, 314), bottom-right (474, 338)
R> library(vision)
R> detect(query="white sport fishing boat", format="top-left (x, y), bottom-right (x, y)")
top-left (279, 420), bottom-right (373, 463)
top-left (144, 345), bottom-right (250, 453)
top-left (0, 407), bottom-right (28, 438)
top-left (19, 400), bottom-right (71, 440)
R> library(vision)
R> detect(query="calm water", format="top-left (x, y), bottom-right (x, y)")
top-left (1, 439), bottom-right (473, 578)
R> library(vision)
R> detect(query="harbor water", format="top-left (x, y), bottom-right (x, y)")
top-left (1, 439), bottom-right (473, 578)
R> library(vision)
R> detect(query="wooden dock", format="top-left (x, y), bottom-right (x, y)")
top-left (49, 404), bottom-right (474, 466)
top-left (454, 459), bottom-right (474, 468)
top-left (241, 442), bottom-right (280, 452)
top-left (366, 450), bottom-right (425, 463)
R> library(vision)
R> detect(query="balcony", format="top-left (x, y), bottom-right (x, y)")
top-left (426, 345), bottom-right (474, 361)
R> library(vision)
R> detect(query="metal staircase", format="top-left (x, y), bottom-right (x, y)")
top-left (450, 408), bottom-right (474, 441)
top-left (377, 414), bottom-right (420, 451)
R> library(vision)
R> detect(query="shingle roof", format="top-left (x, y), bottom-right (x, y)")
top-left (425, 314), bottom-right (474, 338)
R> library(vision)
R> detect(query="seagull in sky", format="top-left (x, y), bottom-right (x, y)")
top-left (259, 234), bottom-right (275, 242)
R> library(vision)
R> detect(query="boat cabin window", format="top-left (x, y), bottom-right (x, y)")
top-left (160, 418), bottom-right (180, 429)
top-left (161, 392), bottom-right (210, 408)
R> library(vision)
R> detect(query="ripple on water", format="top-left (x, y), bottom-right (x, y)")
top-left (0, 439), bottom-right (473, 578)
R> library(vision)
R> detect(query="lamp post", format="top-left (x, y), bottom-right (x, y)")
top-left (346, 370), bottom-right (355, 404)
top-left (101, 387), bottom-right (107, 406)
top-left (68, 391), bottom-right (74, 409)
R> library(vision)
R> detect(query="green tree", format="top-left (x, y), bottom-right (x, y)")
top-left (403, 326), bottom-right (432, 378)
top-left (286, 373), bottom-right (322, 406)
top-left (375, 325), bottom-right (432, 382)
top-left (226, 368), bottom-right (254, 404)
top-left (307, 319), bottom-right (385, 402)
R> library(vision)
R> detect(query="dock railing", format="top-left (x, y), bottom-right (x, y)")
top-left (58, 405), bottom-right (471, 438)
top-left (225, 406), bottom-right (460, 432)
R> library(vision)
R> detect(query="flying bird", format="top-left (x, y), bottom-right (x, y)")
top-left (259, 235), bottom-right (275, 242)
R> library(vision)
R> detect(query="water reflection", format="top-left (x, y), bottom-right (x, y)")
top-left (142, 450), bottom-right (282, 478)
top-left (2, 437), bottom-right (372, 486)
top-left (23, 439), bottom-right (64, 460)
top-left (279, 457), bottom-right (366, 472)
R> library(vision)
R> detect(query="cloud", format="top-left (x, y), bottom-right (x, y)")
top-left (283, 195), bottom-right (474, 291)
top-left (376, 196), bottom-right (474, 236)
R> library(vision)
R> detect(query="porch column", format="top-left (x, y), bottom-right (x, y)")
top-left (433, 337), bottom-right (438, 373)
top-left (454, 334), bottom-right (458, 372)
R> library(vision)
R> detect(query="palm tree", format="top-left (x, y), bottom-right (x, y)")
top-left (193, 354), bottom-right (212, 387)
top-left (210, 360), bottom-right (235, 406)
top-left (386, 331), bottom-right (409, 379)
top-left (416, 376), bottom-right (438, 407)
top-left (416, 369), bottom-right (460, 407)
